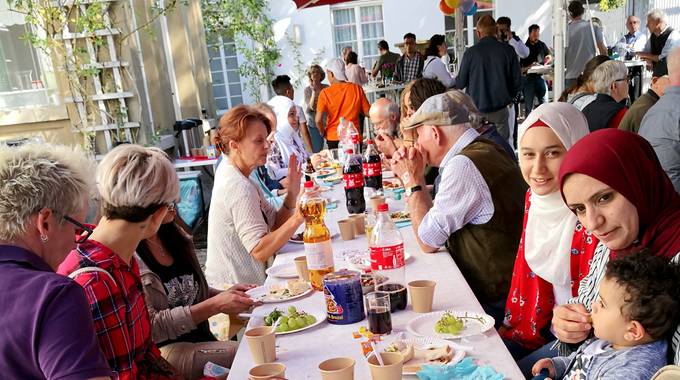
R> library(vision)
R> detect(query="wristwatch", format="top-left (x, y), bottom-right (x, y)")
top-left (405, 185), bottom-right (422, 197)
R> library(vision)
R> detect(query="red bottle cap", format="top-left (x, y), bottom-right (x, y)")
top-left (377, 203), bottom-right (389, 212)
top-left (366, 139), bottom-right (373, 144)
top-left (346, 149), bottom-right (354, 154)
top-left (304, 181), bottom-right (314, 188)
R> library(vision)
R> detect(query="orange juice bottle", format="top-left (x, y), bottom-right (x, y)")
top-left (300, 181), bottom-right (334, 290)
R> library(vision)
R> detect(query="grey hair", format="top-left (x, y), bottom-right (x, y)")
top-left (383, 101), bottom-right (401, 120)
top-left (0, 143), bottom-right (94, 241)
top-left (97, 144), bottom-right (179, 218)
top-left (445, 89), bottom-right (486, 130)
top-left (591, 60), bottom-right (628, 95)
top-left (647, 9), bottom-right (667, 24)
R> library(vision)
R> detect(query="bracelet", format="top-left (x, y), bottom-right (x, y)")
top-left (282, 202), bottom-right (294, 211)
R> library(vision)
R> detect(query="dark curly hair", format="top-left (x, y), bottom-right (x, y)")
top-left (604, 253), bottom-right (680, 340)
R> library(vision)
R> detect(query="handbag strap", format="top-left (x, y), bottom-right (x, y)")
top-left (68, 266), bottom-right (117, 288)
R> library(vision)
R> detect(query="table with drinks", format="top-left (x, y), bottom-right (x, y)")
top-left (229, 148), bottom-right (523, 379)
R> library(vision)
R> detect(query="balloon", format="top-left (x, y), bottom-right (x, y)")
top-left (459, 0), bottom-right (475, 13)
top-left (465, 2), bottom-right (478, 16)
top-left (439, 0), bottom-right (455, 15)
top-left (444, 0), bottom-right (460, 8)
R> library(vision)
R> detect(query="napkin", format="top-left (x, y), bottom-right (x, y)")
top-left (416, 357), bottom-right (503, 380)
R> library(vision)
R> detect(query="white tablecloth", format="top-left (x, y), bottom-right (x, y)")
top-left (227, 184), bottom-right (523, 379)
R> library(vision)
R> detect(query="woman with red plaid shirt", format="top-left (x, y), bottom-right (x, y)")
top-left (59, 144), bottom-right (182, 380)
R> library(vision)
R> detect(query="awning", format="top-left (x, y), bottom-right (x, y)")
top-left (294, 0), bottom-right (357, 9)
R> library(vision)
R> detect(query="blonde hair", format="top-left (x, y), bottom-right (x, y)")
top-left (97, 144), bottom-right (178, 222)
top-left (0, 143), bottom-right (94, 241)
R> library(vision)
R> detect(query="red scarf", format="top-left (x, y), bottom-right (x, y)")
top-left (501, 191), bottom-right (598, 349)
top-left (559, 129), bottom-right (680, 259)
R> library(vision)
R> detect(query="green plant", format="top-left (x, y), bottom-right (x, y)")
top-left (7, 0), bottom-right (183, 151)
top-left (286, 31), bottom-right (325, 89)
top-left (201, 0), bottom-right (280, 100)
top-left (598, 0), bottom-right (625, 12)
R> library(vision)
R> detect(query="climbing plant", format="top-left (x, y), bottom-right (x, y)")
top-left (6, 0), bottom-right (183, 150)
top-left (201, 0), bottom-right (280, 100)
top-left (598, 0), bottom-right (625, 12)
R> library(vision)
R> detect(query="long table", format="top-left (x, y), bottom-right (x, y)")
top-left (227, 183), bottom-right (523, 379)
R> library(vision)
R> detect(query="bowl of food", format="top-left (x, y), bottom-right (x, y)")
top-left (360, 273), bottom-right (388, 295)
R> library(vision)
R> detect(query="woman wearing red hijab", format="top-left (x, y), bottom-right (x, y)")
top-left (551, 128), bottom-right (680, 364)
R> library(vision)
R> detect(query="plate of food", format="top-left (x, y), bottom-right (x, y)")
top-left (322, 174), bottom-right (343, 184)
top-left (265, 263), bottom-right (298, 279)
top-left (390, 211), bottom-right (411, 223)
top-left (262, 306), bottom-right (325, 335)
top-left (344, 250), bottom-right (412, 272)
top-left (246, 280), bottom-right (313, 303)
top-left (315, 168), bottom-right (336, 178)
top-left (382, 336), bottom-right (466, 375)
top-left (407, 310), bottom-right (495, 340)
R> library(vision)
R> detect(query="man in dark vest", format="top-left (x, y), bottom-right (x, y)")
top-left (390, 93), bottom-right (527, 326)
top-left (638, 9), bottom-right (680, 76)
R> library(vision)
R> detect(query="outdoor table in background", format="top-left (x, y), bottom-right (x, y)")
top-left (624, 60), bottom-right (646, 103)
top-left (363, 82), bottom-right (407, 105)
top-left (227, 182), bottom-right (524, 379)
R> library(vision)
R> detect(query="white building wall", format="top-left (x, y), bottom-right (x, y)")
top-left (496, 0), bottom-right (554, 47)
top-left (382, 1), bottom-right (442, 47)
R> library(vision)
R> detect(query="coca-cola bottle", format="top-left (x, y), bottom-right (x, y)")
top-left (369, 203), bottom-right (407, 312)
top-left (342, 148), bottom-right (366, 214)
top-left (363, 139), bottom-right (382, 191)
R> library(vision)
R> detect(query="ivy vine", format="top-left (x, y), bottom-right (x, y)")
top-left (598, 0), bottom-right (625, 12)
top-left (201, 0), bottom-right (280, 101)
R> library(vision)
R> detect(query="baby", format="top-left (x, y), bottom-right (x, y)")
top-left (533, 253), bottom-right (680, 380)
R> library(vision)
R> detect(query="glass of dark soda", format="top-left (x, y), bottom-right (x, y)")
top-left (365, 291), bottom-right (392, 335)
top-left (376, 283), bottom-right (408, 312)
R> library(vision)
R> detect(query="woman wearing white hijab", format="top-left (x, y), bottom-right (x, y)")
top-left (266, 95), bottom-right (309, 180)
top-left (499, 103), bottom-right (599, 376)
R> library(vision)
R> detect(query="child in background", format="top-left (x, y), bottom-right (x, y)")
top-left (532, 253), bottom-right (680, 380)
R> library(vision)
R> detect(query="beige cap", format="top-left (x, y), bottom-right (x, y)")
top-left (401, 92), bottom-right (470, 130)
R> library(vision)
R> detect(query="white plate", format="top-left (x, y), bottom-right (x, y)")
top-left (274, 309), bottom-right (326, 335)
top-left (381, 336), bottom-right (466, 376)
top-left (407, 310), bottom-right (495, 340)
top-left (265, 263), bottom-right (298, 279)
top-left (382, 170), bottom-right (395, 179)
top-left (246, 283), bottom-right (313, 303)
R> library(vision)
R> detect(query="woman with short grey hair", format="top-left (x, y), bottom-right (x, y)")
top-left (0, 143), bottom-right (111, 379)
top-left (581, 60), bottom-right (629, 131)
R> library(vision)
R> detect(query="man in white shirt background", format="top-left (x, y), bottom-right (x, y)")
top-left (638, 9), bottom-right (680, 76)
top-left (617, 15), bottom-right (647, 60)
top-left (389, 92), bottom-right (526, 326)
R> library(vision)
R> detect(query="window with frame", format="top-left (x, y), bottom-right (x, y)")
top-left (0, 1), bottom-right (60, 111)
top-left (207, 34), bottom-right (244, 115)
top-left (332, 3), bottom-right (384, 72)
top-left (444, 0), bottom-right (495, 55)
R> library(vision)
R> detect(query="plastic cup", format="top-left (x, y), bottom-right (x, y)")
top-left (244, 326), bottom-right (276, 364)
top-left (338, 219), bottom-right (355, 240)
top-left (370, 195), bottom-right (385, 211)
top-left (248, 363), bottom-right (286, 379)
top-left (367, 351), bottom-right (403, 380)
top-left (349, 214), bottom-right (365, 235)
top-left (294, 256), bottom-right (310, 282)
top-left (318, 357), bottom-right (355, 380)
top-left (408, 280), bottom-right (436, 313)
top-left (365, 291), bottom-right (392, 335)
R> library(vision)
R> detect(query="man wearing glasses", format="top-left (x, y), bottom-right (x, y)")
top-left (581, 60), bottom-right (630, 131)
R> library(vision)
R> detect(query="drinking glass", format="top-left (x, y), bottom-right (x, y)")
top-left (365, 291), bottom-right (392, 335)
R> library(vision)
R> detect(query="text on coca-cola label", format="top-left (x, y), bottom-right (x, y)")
top-left (369, 244), bottom-right (405, 270)
top-left (305, 240), bottom-right (334, 270)
top-left (343, 173), bottom-right (364, 189)
top-left (363, 162), bottom-right (381, 177)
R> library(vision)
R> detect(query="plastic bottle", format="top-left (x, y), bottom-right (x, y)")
top-left (363, 139), bottom-right (382, 191)
top-left (339, 117), bottom-right (361, 157)
top-left (342, 148), bottom-right (366, 214)
top-left (304, 157), bottom-right (314, 182)
top-left (369, 203), bottom-right (407, 311)
top-left (299, 181), bottom-right (334, 290)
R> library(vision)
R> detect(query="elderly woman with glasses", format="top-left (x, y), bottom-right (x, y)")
top-left (59, 144), bottom-right (182, 379)
top-left (580, 60), bottom-right (630, 131)
top-left (0, 144), bottom-right (111, 379)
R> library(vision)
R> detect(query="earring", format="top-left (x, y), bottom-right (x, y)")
top-left (40, 234), bottom-right (49, 243)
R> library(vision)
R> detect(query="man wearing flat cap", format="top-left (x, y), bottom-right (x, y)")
top-left (390, 93), bottom-right (526, 324)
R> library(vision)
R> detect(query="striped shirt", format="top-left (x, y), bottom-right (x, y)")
top-left (418, 128), bottom-right (494, 248)
top-left (556, 242), bottom-right (680, 365)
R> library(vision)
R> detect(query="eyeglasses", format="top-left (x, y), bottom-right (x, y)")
top-left (63, 215), bottom-right (94, 244)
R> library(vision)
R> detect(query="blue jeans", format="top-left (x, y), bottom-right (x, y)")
top-left (523, 75), bottom-right (547, 115)
top-left (503, 338), bottom-right (559, 379)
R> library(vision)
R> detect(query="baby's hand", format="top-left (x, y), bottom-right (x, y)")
top-left (532, 358), bottom-right (556, 379)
